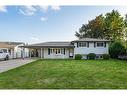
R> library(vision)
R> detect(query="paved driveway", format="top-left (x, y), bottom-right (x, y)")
top-left (0, 58), bottom-right (37, 73)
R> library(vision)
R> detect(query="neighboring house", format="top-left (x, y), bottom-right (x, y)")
top-left (22, 38), bottom-right (110, 59)
top-left (0, 42), bottom-right (29, 59)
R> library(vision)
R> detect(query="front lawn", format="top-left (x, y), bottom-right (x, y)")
top-left (0, 59), bottom-right (127, 89)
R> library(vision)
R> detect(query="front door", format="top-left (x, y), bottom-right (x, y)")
top-left (69, 48), bottom-right (74, 58)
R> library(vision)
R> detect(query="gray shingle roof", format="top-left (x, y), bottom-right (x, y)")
top-left (0, 42), bottom-right (24, 45)
top-left (21, 38), bottom-right (110, 48)
top-left (71, 38), bottom-right (110, 42)
top-left (23, 41), bottom-right (74, 48)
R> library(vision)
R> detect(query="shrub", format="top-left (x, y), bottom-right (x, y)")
top-left (75, 54), bottom-right (82, 60)
top-left (109, 42), bottom-right (126, 58)
top-left (87, 53), bottom-right (96, 59)
top-left (102, 54), bottom-right (110, 60)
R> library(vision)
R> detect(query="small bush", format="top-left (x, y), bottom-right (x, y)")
top-left (109, 42), bottom-right (126, 58)
top-left (102, 54), bottom-right (110, 60)
top-left (87, 53), bottom-right (96, 59)
top-left (75, 54), bottom-right (82, 60)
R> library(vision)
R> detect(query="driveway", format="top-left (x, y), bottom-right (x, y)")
top-left (0, 58), bottom-right (37, 73)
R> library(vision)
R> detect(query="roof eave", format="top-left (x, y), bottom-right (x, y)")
top-left (71, 40), bottom-right (110, 43)
top-left (20, 45), bottom-right (74, 48)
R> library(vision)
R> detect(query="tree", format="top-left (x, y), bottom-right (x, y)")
top-left (109, 42), bottom-right (126, 58)
top-left (88, 14), bottom-right (105, 39)
top-left (75, 15), bottom-right (105, 39)
top-left (125, 14), bottom-right (127, 27)
top-left (75, 24), bottom-right (90, 39)
top-left (104, 10), bottom-right (125, 41)
top-left (75, 10), bottom-right (126, 41)
top-left (123, 14), bottom-right (127, 46)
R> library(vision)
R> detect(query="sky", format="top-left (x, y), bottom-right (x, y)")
top-left (0, 6), bottom-right (127, 44)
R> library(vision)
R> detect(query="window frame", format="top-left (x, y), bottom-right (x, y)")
top-left (0, 50), bottom-right (3, 53)
top-left (96, 42), bottom-right (104, 47)
top-left (49, 48), bottom-right (65, 55)
top-left (2, 49), bottom-right (7, 53)
top-left (78, 42), bottom-right (87, 47)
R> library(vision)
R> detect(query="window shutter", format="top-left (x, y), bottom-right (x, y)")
top-left (94, 42), bottom-right (96, 47)
top-left (48, 48), bottom-right (50, 55)
top-left (77, 42), bottom-right (78, 47)
top-left (87, 42), bottom-right (89, 47)
top-left (104, 42), bottom-right (106, 47)
top-left (64, 48), bottom-right (65, 55)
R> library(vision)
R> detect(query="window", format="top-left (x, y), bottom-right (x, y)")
top-left (2, 49), bottom-right (7, 53)
top-left (96, 56), bottom-right (99, 59)
top-left (78, 42), bottom-right (87, 47)
top-left (58, 49), bottom-right (60, 53)
top-left (55, 49), bottom-right (57, 54)
top-left (97, 42), bottom-right (104, 47)
top-left (50, 49), bottom-right (52, 54)
top-left (49, 48), bottom-right (65, 55)
top-left (0, 50), bottom-right (3, 53)
top-left (61, 48), bottom-right (64, 54)
top-left (48, 48), bottom-right (50, 55)
top-left (96, 55), bottom-right (103, 59)
top-left (100, 56), bottom-right (103, 58)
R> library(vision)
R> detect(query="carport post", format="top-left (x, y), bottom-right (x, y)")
top-left (41, 48), bottom-right (42, 59)
top-left (29, 49), bottom-right (31, 58)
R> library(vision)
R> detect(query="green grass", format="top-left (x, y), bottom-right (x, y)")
top-left (0, 59), bottom-right (127, 89)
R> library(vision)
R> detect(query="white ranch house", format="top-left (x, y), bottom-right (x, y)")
top-left (22, 38), bottom-right (110, 59)
top-left (0, 38), bottom-right (110, 59)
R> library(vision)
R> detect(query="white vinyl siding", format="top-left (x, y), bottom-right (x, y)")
top-left (74, 42), bottom-right (109, 55)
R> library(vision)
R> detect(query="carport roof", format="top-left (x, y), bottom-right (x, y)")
top-left (0, 42), bottom-right (25, 48)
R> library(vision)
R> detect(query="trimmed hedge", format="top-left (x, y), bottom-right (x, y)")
top-left (75, 54), bottom-right (82, 60)
top-left (102, 54), bottom-right (110, 60)
top-left (87, 53), bottom-right (96, 59)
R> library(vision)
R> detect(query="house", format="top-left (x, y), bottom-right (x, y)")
top-left (0, 42), bottom-right (29, 59)
top-left (22, 38), bottom-right (110, 59)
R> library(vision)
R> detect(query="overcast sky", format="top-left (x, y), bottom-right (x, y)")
top-left (0, 6), bottom-right (127, 44)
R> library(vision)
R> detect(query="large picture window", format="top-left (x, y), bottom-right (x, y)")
top-left (48, 48), bottom-right (65, 55)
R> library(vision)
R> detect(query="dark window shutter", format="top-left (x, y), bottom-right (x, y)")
top-left (48, 48), bottom-right (50, 55)
top-left (77, 42), bottom-right (78, 47)
top-left (87, 42), bottom-right (89, 47)
top-left (104, 42), bottom-right (106, 47)
top-left (94, 42), bottom-right (96, 47)
top-left (64, 48), bottom-right (65, 55)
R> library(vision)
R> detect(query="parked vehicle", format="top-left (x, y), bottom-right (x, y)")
top-left (0, 49), bottom-right (10, 60)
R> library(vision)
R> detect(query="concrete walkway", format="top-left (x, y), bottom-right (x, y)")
top-left (0, 58), bottom-right (37, 73)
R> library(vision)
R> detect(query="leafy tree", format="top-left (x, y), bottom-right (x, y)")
top-left (123, 14), bottom-right (127, 46)
top-left (88, 14), bottom-right (105, 39)
top-left (125, 14), bottom-right (127, 27)
top-left (75, 10), bottom-right (126, 41)
top-left (75, 24), bottom-right (90, 39)
top-left (75, 15), bottom-right (105, 39)
top-left (104, 10), bottom-right (125, 41)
